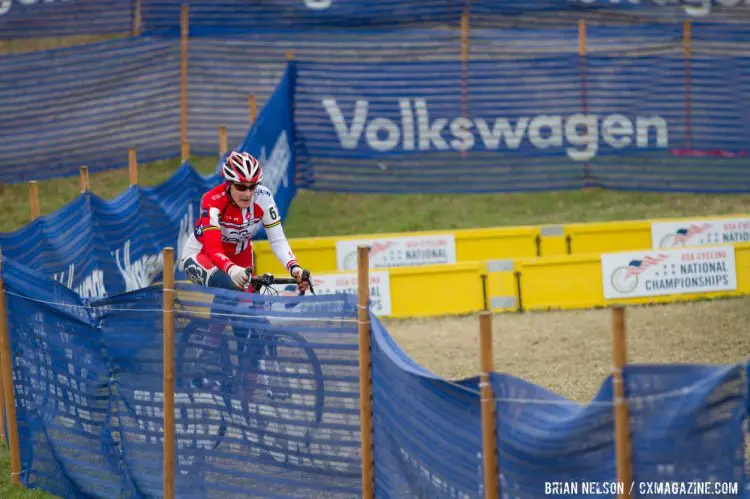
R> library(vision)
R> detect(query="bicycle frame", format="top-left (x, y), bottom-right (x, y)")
top-left (175, 269), bottom-right (325, 462)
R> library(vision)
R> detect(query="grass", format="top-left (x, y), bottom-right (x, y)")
top-left (0, 35), bottom-right (122, 56)
top-left (0, 444), bottom-right (52, 498)
top-left (2, 156), bottom-right (749, 237)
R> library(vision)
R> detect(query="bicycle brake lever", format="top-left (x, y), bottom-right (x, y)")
top-left (301, 269), bottom-right (315, 296)
top-left (242, 267), bottom-right (254, 291)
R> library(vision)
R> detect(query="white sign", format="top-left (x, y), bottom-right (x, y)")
top-left (273, 271), bottom-right (392, 316)
top-left (336, 234), bottom-right (456, 271)
top-left (601, 245), bottom-right (737, 300)
top-left (652, 217), bottom-right (750, 249)
top-left (258, 130), bottom-right (291, 196)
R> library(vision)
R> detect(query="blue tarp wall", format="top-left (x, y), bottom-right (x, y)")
top-left (3, 0), bottom-right (750, 38)
top-left (0, 65), bottom-right (296, 296)
top-left (1, 256), bottom-right (748, 498)
top-left (3, 1), bottom-right (750, 191)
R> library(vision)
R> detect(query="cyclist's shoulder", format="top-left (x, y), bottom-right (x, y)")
top-left (201, 183), bottom-right (229, 208)
top-left (254, 185), bottom-right (275, 204)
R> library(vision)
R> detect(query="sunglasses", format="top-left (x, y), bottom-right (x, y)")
top-left (231, 183), bottom-right (258, 192)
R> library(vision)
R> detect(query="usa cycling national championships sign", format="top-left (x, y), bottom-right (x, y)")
top-left (651, 217), bottom-right (750, 249)
top-left (601, 245), bottom-right (737, 300)
top-left (293, 271), bottom-right (392, 316)
top-left (336, 234), bottom-right (457, 271)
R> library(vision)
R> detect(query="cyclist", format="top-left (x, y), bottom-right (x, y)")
top-left (180, 150), bottom-right (310, 293)
top-left (179, 150), bottom-right (310, 398)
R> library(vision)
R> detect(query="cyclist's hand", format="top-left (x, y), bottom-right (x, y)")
top-left (228, 265), bottom-right (249, 289)
top-left (291, 266), bottom-right (310, 293)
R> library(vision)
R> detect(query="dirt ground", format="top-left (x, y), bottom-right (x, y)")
top-left (381, 296), bottom-right (750, 403)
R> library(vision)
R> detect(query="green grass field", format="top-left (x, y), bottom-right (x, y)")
top-left (2, 154), bottom-right (749, 237)
top-left (0, 443), bottom-right (51, 498)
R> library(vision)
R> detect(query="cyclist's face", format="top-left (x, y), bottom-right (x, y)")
top-left (230, 182), bottom-right (257, 208)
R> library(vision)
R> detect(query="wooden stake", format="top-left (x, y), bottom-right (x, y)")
top-left (132, 0), bottom-right (142, 36)
top-left (578, 19), bottom-right (590, 182)
top-left (460, 8), bottom-right (470, 121)
top-left (128, 148), bottom-right (138, 186)
top-left (612, 306), bottom-right (632, 499)
top-left (479, 311), bottom-right (499, 499)
top-left (683, 20), bottom-right (693, 149)
top-left (578, 18), bottom-right (587, 57)
top-left (357, 245), bottom-right (374, 499)
top-left (219, 126), bottom-right (228, 156)
top-left (29, 181), bottom-right (40, 220)
top-left (162, 247), bottom-right (175, 499)
top-left (0, 249), bottom-right (21, 486)
top-left (180, 3), bottom-right (189, 161)
top-left (249, 95), bottom-right (257, 125)
top-left (79, 166), bottom-right (90, 193)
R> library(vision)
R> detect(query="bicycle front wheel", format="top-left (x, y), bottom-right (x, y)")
top-left (240, 330), bottom-right (325, 464)
top-left (175, 317), bottom-right (234, 452)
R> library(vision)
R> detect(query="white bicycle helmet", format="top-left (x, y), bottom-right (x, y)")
top-left (222, 151), bottom-right (263, 184)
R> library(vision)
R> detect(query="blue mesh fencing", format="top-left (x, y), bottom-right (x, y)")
top-left (2, 256), bottom-right (362, 498)
top-left (0, 0), bottom-right (134, 39)
top-left (141, 0), bottom-right (750, 35)
top-left (0, 62), bottom-right (296, 296)
top-left (292, 56), bottom-right (750, 193)
top-left (3, 256), bottom-right (130, 497)
top-left (4, 19), bottom-right (750, 186)
top-left (0, 162), bottom-right (220, 299)
top-left (491, 364), bottom-right (748, 497)
top-left (370, 314), bottom-right (483, 498)
top-left (1, 258), bottom-right (748, 498)
top-left (3, 0), bottom-right (750, 39)
top-left (0, 37), bottom-right (181, 183)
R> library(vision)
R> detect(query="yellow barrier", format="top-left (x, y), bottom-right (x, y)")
top-left (249, 214), bottom-right (750, 319)
top-left (254, 226), bottom-right (541, 275)
top-left (358, 242), bottom-right (750, 318)
top-left (255, 213), bottom-right (750, 277)
top-left (513, 242), bottom-right (750, 312)
top-left (387, 262), bottom-right (487, 318)
top-left (563, 220), bottom-right (651, 255)
top-left (563, 213), bottom-right (750, 256)
top-left (179, 244), bottom-right (750, 319)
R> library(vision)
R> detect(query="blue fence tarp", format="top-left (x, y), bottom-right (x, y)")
top-left (3, 0), bottom-right (750, 39)
top-left (0, 37), bottom-right (182, 183)
top-left (138, 0), bottom-right (750, 34)
top-left (292, 56), bottom-right (750, 193)
top-left (5, 46), bottom-right (750, 192)
top-left (2, 256), bottom-right (747, 498)
top-left (3, 256), bottom-right (362, 497)
top-left (0, 65), bottom-right (297, 298)
top-left (3, 23), bottom-right (750, 189)
top-left (0, 0), bottom-right (133, 38)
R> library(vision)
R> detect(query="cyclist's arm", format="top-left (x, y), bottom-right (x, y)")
top-left (199, 206), bottom-right (234, 272)
top-left (259, 190), bottom-right (298, 272)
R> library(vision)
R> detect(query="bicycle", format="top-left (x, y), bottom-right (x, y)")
top-left (174, 269), bottom-right (326, 467)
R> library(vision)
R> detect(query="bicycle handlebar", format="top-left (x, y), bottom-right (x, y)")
top-left (244, 267), bottom-right (315, 296)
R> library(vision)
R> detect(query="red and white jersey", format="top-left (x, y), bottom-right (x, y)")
top-left (181, 182), bottom-right (297, 273)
